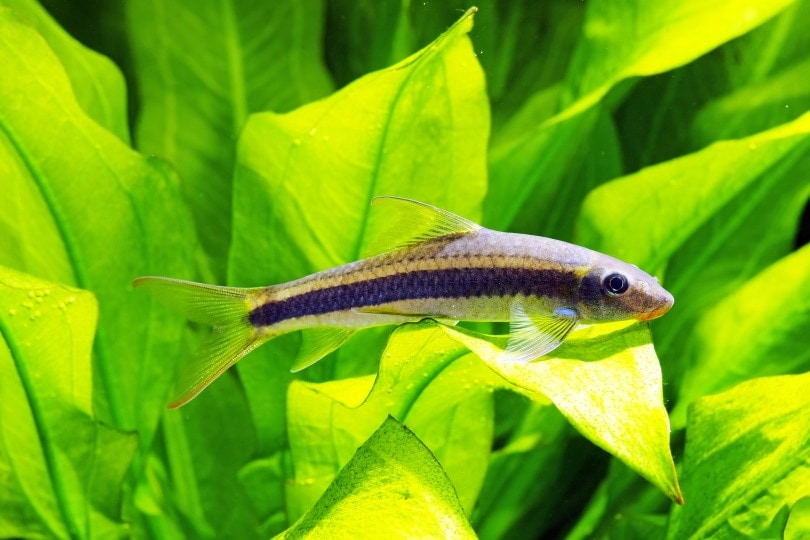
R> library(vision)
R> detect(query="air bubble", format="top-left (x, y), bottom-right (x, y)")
top-left (8, 308), bottom-right (16, 317)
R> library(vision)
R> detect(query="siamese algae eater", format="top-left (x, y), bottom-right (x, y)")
top-left (135, 197), bottom-right (673, 407)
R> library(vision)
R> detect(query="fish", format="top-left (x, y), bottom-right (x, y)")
top-left (134, 197), bottom-right (674, 408)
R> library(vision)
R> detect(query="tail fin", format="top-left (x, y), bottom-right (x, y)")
top-left (133, 276), bottom-right (264, 408)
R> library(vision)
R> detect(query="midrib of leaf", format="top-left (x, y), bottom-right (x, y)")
top-left (353, 27), bottom-right (464, 260)
top-left (658, 145), bottom-right (805, 356)
top-left (220, 0), bottom-right (248, 133)
top-left (392, 347), bottom-right (468, 420)
top-left (0, 313), bottom-right (78, 538)
top-left (353, 67), bottom-right (423, 260)
top-left (151, 0), bottom-right (178, 158)
top-left (1, 28), bottom-right (156, 428)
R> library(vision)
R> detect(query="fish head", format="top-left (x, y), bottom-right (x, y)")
top-left (577, 259), bottom-right (674, 322)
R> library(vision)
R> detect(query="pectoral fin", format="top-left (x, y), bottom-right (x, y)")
top-left (501, 302), bottom-right (579, 364)
top-left (290, 327), bottom-right (356, 373)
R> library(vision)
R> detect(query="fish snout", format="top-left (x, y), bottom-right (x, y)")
top-left (638, 289), bottom-right (674, 321)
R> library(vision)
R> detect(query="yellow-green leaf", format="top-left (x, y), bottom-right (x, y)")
top-left (442, 321), bottom-right (682, 504)
top-left (277, 417), bottom-right (476, 540)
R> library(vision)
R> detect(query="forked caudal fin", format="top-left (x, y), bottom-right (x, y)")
top-left (133, 277), bottom-right (264, 408)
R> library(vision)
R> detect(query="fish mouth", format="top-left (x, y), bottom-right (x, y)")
top-left (638, 303), bottom-right (672, 321)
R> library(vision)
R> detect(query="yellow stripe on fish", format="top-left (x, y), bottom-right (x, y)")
top-left (134, 197), bottom-right (673, 408)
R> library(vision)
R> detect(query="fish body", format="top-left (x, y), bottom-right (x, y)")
top-left (135, 197), bottom-right (673, 407)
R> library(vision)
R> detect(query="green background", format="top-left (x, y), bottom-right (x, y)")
top-left (1, 0), bottom-right (809, 538)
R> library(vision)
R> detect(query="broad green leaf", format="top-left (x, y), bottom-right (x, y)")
top-left (486, 0), bottom-right (796, 232)
top-left (562, 0), bottom-right (795, 112)
top-left (285, 321), bottom-right (499, 520)
top-left (0, 266), bottom-right (136, 539)
top-left (578, 112), bottom-right (810, 384)
top-left (442, 321), bottom-right (683, 504)
top-left (720, 0), bottom-right (810, 87)
top-left (0, 0), bottom-right (129, 142)
top-left (230, 7), bottom-right (488, 452)
top-left (785, 498), bottom-right (810, 540)
top-left (692, 56), bottom-right (810, 145)
top-left (276, 416), bottom-right (476, 539)
top-left (507, 106), bottom-right (623, 240)
top-left (0, 9), bottom-right (195, 437)
top-left (485, 103), bottom-right (599, 231)
top-left (126, 0), bottom-right (333, 279)
top-left (671, 373), bottom-right (810, 539)
top-left (672, 244), bottom-right (810, 426)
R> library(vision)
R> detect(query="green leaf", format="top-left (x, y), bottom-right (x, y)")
top-left (441, 321), bottom-right (683, 504)
top-left (672, 244), bottom-right (810, 425)
top-left (126, 0), bottom-right (334, 279)
top-left (486, 0), bottom-right (797, 232)
top-left (0, 266), bottom-right (136, 539)
top-left (0, 8), bottom-right (195, 437)
top-left (578, 112), bottom-right (810, 383)
top-left (285, 321), bottom-right (499, 521)
top-left (0, 0), bottom-right (129, 142)
top-left (785, 497), bottom-right (810, 540)
top-left (692, 56), bottom-right (810, 145)
top-left (277, 416), bottom-right (476, 539)
top-left (229, 6), bottom-right (488, 451)
top-left (562, 0), bottom-right (795, 111)
top-left (672, 373), bottom-right (810, 538)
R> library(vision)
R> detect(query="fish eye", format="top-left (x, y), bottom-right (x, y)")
top-left (603, 273), bottom-right (629, 296)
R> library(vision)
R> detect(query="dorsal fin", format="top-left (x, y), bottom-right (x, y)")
top-left (363, 196), bottom-right (482, 257)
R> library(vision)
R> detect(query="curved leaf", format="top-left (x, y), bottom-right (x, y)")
top-left (277, 416), bottom-right (476, 540)
top-left (0, 0), bottom-right (129, 141)
top-left (578, 112), bottom-right (810, 388)
top-left (285, 321), bottom-right (499, 520)
top-left (126, 0), bottom-right (334, 278)
top-left (442, 321), bottom-right (682, 504)
top-left (229, 7), bottom-right (488, 452)
top-left (486, 0), bottom-right (796, 232)
top-left (0, 9), bottom-right (195, 436)
top-left (673, 244), bottom-right (810, 425)
top-left (672, 373), bottom-right (810, 538)
top-left (0, 266), bottom-right (136, 539)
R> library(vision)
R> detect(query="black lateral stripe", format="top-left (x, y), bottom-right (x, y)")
top-left (248, 267), bottom-right (579, 327)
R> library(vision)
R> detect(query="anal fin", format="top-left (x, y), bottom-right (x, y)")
top-left (500, 301), bottom-right (579, 364)
top-left (290, 327), bottom-right (356, 373)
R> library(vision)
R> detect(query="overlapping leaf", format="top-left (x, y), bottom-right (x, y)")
top-left (0, 266), bottom-right (136, 539)
top-left (229, 7), bottom-right (488, 452)
top-left (486, 0), bottom-right (796, 232)
top-left (0, 7), bottom-right (194, 440)
top-left (672, 373), bottom-right (810, 538)
top-left (578, 112), bottom-right (810, 385)
top-left (673, 244), bottom-right (810, 425)
top-left (441, 322), bottom-right (682, 504)
top-left (0, 0), bottom-right (129, 141)
top-left (126, 0), bottom-right (334, 279)
top-left (277, 417), bottom-right (476, 539)
top-left (286, 322), bottom-right (499, 520)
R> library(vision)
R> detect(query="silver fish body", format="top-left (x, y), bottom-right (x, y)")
top-left (134, 197), bottom-right (673, 407)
